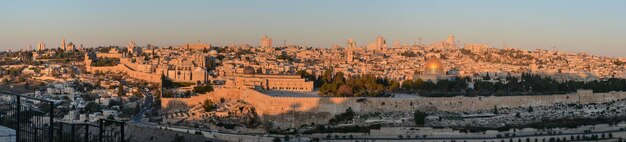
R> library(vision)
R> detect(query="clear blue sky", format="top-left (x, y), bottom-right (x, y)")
top-left (2, 0), bottom-right (625, 57)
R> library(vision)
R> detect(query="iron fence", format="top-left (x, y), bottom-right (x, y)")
top-left (0, 91), bottom-right (54, 142)
top-left (52, 119), bottom-right (125, 142)
top-left (1, 91), bottom-right (125, 142)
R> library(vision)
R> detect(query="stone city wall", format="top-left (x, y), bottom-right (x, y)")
top-left (87, 53), bottom-right (163, 83)
top-left (161, 88), bottom-right (626, 117)
top-left (95, 53), bottom-right (123, 58)
top-left (87, 64), bottom-right (162, 83)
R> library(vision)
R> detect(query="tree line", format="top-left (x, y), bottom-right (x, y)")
top-left (304, 69), bottom-right (626, 97)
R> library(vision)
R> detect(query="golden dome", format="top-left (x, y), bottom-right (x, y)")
top-left (424, 57), bottom-right (444, 74)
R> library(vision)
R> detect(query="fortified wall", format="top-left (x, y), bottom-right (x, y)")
top-left (86, 64), bottom-right (162, 83)
top-left (161, 88), bottom-right (626, 116)
top-left (85, 52), bottom-right (163, 83)
top-left (86, 52), bottom-right (207, 83)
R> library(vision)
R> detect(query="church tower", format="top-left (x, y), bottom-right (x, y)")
top-left (128, 41), bottom-right (136, 53)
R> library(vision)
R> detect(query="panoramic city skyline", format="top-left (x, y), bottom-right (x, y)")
top-left (2, 0), bottom-right (626, 57)
top-left (3, 1), bottom-right (626, 142)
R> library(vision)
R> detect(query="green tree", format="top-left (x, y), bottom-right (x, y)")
top-left (337, 85), bottom-right (353, 96)
top-left (84, 102), bottom-right (100, 112)
top-left (333, 72), bottom-right (346, 85)
top-left (202, 99), bottom-right (214, 112)
top-left (388, 80), bottom-right (400, 92)
top-left (193, 84), bottom-right (214, 94)
top-left (493, 105), bottom-right (499, 114)
top-left (322, 69), bottom-right (334, 84)
top-left (118, 85), bottom-right (125, 96)
top-left (329, 107), bottom-right (355, 124)
top-left (402, 79), bottom-right (414, 92)
top-left (413, 110), bottom-right (428, 125)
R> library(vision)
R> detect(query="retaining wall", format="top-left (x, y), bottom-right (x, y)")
top-left (161, 88), bottom-right (626, 117)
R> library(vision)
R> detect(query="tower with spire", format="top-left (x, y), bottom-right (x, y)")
top-left (128, 41), bottom-right (136, 53)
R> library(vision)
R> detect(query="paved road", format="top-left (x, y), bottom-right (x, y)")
top-left (132, 91), bottom-right (153, 124)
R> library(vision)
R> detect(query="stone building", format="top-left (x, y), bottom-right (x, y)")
top-left (182, 43), bottom-right (210, 51)
top-left (161, 54), bottom-right (210, 83)
top-left (85, 48), bottom-right (210, 83)
top-left (37, 42), bottom-right (45, 51)
top-left (261, 35), bottom-right (272, 48)
top-left (464, 44), bottom-right (489, 53)
top-left (229, 66), bottom-right (314, 92)
top-left (367, 36), bottom-right (387, 51)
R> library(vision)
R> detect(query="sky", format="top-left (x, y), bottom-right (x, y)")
top-left (1, 0), bottom-right (625, 57)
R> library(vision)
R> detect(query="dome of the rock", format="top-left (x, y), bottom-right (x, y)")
top-left (424, 57), bottom-right (444, 75)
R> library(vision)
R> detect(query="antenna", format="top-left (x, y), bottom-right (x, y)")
top-left (418, 37), bottom-right (422, 45)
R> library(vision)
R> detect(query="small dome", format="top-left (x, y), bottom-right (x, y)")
top-left (209, 50), bottom-right (218, 56)
top-left (243, 66), bottom-right (255, 74)
top-left (424, 57), bottom-right (444, 74)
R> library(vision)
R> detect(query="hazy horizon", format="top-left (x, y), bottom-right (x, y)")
top-left (2, 0), bottom-right (626, 57)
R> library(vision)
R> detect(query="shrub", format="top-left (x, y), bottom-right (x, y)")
top-left (193, 84), bottom-right (214, 94)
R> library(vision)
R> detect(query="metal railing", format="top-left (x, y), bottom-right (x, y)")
top-left (52, 119), bottom-right (125, 142)
top-left (0, 91), bottom-right (54, 142)
top-left (1, 91), bottom-right (125, 142)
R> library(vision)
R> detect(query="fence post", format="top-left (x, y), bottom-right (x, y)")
top-left (86, 124), bottom-right (90, 142)
top-left (120, 122), bottom-right (125, 142)
top-left (59, 123), bottom-right (64, 141)
top-left (99, 120), bottom-right (103, 142)
top-left (49, 102), bottom-right (54, 142)
top-left (71, 124), bottom-right (75, 142)
top-left (16, 95), bottom-right (21, 141)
